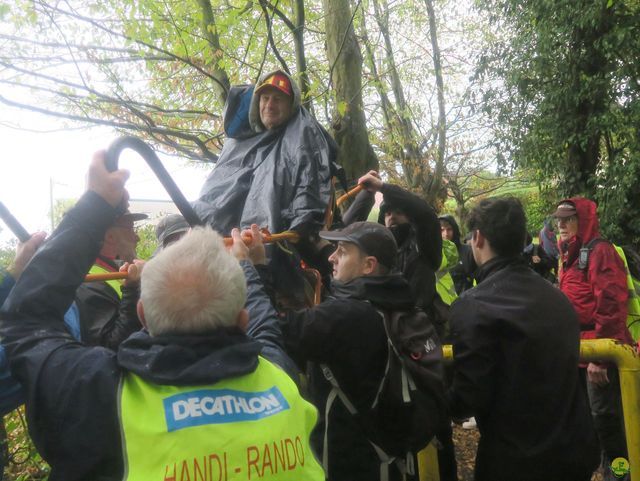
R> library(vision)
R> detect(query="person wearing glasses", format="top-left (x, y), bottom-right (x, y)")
top-left (554, 198), bottom-right (632, 480)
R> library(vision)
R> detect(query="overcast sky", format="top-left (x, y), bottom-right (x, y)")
top-left (0, 102), bottom-right (210, 245)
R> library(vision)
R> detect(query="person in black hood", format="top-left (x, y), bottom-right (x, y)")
top-left (0, 152), bottom-right (324, 481)
top-left (273, 221), bottom-right (443, 481)
top-left (447, 197), bottom-right (598, 481)
top-left (342, 171), bottom-right (442, 310)
top-left (438, 214), bottom-right (475, 294)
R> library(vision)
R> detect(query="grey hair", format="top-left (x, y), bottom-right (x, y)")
top-left (140, 226), bottom-right (247, 336)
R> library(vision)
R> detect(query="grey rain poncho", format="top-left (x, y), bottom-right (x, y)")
top-left (193, 70), bottom-right (339, 238)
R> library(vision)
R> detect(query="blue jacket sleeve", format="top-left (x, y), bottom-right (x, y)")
top-left (240, 260), bottom-right (300, 381)
top-left (0, 272), bottom-right (80, 417)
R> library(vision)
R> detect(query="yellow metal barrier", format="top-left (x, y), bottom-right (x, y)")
top-left (418, 339), bottom-right (640, 481)
top-left (580, 339), bottom-right (640, 481)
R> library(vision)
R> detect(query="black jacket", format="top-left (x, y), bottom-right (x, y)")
top-left (437, 214), bottom-right (475, 294)
top-left (279, 274), bottom-right (416, 481)
top-left (0, 191), bottom-right (299, 481)
top-left (75, 256), bottom-right (142, 349)
top-left (447, 257), bottom-right (598, 481)
top-left (522, 241), bottom-right (557, 281)
top-left (343, 184), bottom-right (442, 310)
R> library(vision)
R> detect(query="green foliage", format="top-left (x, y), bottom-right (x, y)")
top-left (0, 226), bottom-right (17, 269)
top-left (50, 199), bottom-right (76, 230)
top-left (136, 223), bottom-right (158, 260)
top-left (506, 188), bottom-right (558, 236)
top-left (474, 0), bottom-right (640, 245)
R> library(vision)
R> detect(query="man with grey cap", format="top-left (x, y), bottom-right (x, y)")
top-left (259, 221), bottom-right (440, 481)
top-left (155, 213), bottom-right (190, 251)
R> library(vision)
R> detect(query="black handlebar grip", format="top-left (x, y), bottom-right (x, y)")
top-left (0, 201), bottom-right (30, 243)
top-left (105, 137), bottom-right (204, 227)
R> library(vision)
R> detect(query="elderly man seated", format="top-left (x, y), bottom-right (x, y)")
top-left (194, 70), bottom-right (341, 307)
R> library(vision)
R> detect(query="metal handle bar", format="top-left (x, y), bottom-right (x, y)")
top-left (105, 137), bottom-right (204, 227)
top-left (0, 201), bottom-right (30, 243)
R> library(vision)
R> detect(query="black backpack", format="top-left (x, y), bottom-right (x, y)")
top-left (321, 308), bottom-right (446, 476)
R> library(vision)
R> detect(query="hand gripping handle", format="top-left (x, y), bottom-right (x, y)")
top-left (105, 137), bottom-right (204, 227)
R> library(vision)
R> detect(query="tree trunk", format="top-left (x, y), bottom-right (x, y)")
top-left (293, 0), bottom-right (313, 114)
top-left (370, 0), bottom-right (423, 186)
top-left (424, 0), bottom-right (447, 206)
top-left (323, 0), bottom-right (377, 180)
top-left (196, 0), bottom-right (231, 104)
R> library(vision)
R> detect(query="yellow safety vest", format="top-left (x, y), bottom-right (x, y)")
top-left (119, 356), bottom-right (324, 481)
top-left (436, 240), bottom-right (459, 306)
top-left (89, 264), bottom-right (123, 299)
top-left (613, 245), bottom-right (640, 341)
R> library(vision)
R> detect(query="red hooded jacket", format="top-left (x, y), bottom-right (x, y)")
top-left (557, 197), bottom-right (633, 344)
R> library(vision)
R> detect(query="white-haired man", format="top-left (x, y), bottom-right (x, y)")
top-left (0, 151), bottom-right (323, 481)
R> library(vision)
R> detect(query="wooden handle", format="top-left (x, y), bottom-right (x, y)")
top-left (83, 231), bottom-right (300, 283)
top-left (84, 272), bottom-right (128, 282)
top-left (336, 184), bottom-right (364, 207)
top-left (221, 231), bottom-right (300, 247)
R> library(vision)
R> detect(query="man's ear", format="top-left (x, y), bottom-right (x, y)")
top-left (473, 229), bottom-right (486, 249)
top-left (236, 308), bottom-right (249, 332)
top-left (136, 300), bottom-right (147, 329)
top-left (362, 256), bottom-right (379, 276)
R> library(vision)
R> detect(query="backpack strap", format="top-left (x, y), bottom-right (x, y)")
top-left (375, 309), bottom-right (416, 404)
top-left (584, 237), bottom-right (607, 249)
top-left (320, 364), bottom-right (407, 481)
top-left (579, 237), bottom-right (607, 270)
top-left (320, 365), bottom-right (359, 477)
top-left (320, 308), bottom-right (420, 481)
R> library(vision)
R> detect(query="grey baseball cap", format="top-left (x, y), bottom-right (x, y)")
top-left (155, 214), bottom-right (190, 248)
top-left (319, 221), bottom-right (397, 270)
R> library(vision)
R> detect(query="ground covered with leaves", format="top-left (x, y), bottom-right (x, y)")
top-left (452, 424), bottom-right (604, 481)
top-left (0, 412), bottom-right (608, 480)
top-left (2, 409), bottom-right (49, 480)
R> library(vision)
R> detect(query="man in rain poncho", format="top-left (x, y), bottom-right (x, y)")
top-left (193, 70), bottom-right (340, 306)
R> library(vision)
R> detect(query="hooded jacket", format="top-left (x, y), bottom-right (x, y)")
top-left (557, 197), bottom-right (633, 343)
top-left (343, 183), bottom-right (442, 311)
top-left (0, 191), bottom-right (306, 481)
top-left (193, 70), bottom-right (338, 237)
top-left (448, 256), bottom-right (598, 481)
top-left (278, 274), bottom-right (423, 481)
top-left (438, 215), bottom-right (475, 294)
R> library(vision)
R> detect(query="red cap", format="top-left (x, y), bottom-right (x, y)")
top-left (255, 73), bottom-right (292, 97)
top-left (552, 201), bottom-right (577, 218)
